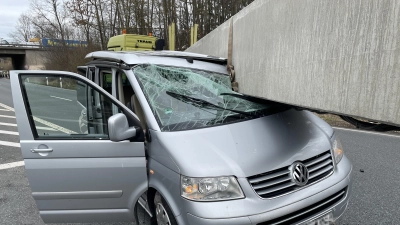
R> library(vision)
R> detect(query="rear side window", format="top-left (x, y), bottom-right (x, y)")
top-left (122, 73), bottom-right (131, 86)
top-left (102, 72), bottom-right (113, 95)
top-left (20, 75), bottom-right (121, 139)
top-left (103, 73), bottom-right (112, 87)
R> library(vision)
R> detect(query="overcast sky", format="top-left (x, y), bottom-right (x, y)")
top-left (0, 0), bottom-right (31, 41)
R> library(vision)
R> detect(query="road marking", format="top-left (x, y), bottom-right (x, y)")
top-left (333, 127), bottom-right (400, 138)
top-left (0, 103), bottom-right (14, 111)
top-left (0, 122), bottom-right (17, 127)
top-left (36, 126), bottom-right (56, 131)
top-left (0, 109), bottom-right (9, 111)
top-left (0, 130), bottom-right (19, 135)
top-left (0, 140), bottom-right (20, 147)
top-left (50, 95), bottom-right (72, 102)
top-left (0, 102), bottom-right (77, 134)
top-left (0, 161), bottom-right (25, 170)
top-left (33, 116), bottom-right (77, 134)
top-left (0, 115), bottom-right (16, 119)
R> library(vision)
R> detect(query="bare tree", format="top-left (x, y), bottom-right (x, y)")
top-left (31, 0), bottom-right (69, 42)
top-left (9, 12), bottom-right (34, 42)
top-left (66, 0), bottom-right (95, 44)
top-left (13, 0), bottom-right (256, 51)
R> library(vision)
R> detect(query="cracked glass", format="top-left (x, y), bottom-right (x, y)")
top-left (133, 64), bottom-right (276, 131)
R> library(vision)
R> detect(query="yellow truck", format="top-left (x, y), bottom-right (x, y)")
top-left (107, 34), bottom-right (165, 51)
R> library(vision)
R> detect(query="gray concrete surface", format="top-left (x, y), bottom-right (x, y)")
top-left (187, 0), bottom-right (400, 127)
top-left (25, 50), bottom-right (46, 70)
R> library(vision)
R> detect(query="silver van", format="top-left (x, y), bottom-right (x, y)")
top-left (11, 51), bottom-right (352, 225)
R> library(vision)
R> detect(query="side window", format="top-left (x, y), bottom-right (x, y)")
top-left (116, 71), bottom-right (134, 106)
top-left (121, 73), bottom-right (131, 87)
top-left (21, 75), bottom-right (121, 139)
top-left (101, 71), bottom-right (113, 95)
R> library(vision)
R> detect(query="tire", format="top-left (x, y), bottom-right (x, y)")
top-left (154, 192), bottom-right (178, 225)
top-left (134, 202), bottom-right (153, 225)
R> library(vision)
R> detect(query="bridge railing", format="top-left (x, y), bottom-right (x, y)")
top-left (0, 43), bottom-right (43, 48)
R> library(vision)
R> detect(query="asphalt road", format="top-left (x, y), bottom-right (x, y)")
top-left (0, 76), bottom-right (13, 107)
top-left (1, 77), bottom-right (400, 224)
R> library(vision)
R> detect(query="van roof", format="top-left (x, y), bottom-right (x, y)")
top-left (85, 51), bottom-right (227, 65)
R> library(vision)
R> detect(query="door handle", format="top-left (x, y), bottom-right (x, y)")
top-left (31, 148), bottom-right (53, 153)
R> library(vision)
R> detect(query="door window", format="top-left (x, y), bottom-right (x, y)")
top-left (101, 71), bottom-right (113, 95)
top-left (21, 75), bottom-right (121, 139)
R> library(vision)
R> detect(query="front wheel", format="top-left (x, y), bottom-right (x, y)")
top-left (154, 192), bottom-right (178, 225)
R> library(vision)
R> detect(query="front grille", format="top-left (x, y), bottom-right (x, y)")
top-left (248, 151), bottom-right (334, 198)
top-left (257, 187), bottom-right (347, 225)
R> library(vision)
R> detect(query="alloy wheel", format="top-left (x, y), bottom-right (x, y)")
top-left (155, 203), bottom-right (171, 225)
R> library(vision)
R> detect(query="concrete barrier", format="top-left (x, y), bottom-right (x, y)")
top-left (187, 0), bottom-right (400, 126)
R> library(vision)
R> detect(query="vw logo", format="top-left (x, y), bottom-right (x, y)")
top-left (290, 162), bottom-right (309, 186)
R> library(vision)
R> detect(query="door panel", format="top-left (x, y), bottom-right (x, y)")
top-left (26, 157), bottom-right (145, 210)
top-left (10, 71), bottom-right (147, 223)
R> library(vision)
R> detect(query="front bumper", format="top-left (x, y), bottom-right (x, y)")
top-left (177, 155), bottom-right (353, 225)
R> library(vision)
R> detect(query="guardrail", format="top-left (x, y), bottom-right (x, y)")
top-left (0, 71), bottom-right (10, 79)
top-left (0, 43), bottom-right (43, 48)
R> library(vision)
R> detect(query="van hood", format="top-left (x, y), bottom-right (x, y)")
top-left (150, 109), bottom-right (334, 178)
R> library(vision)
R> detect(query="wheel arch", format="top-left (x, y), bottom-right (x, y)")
top-left (147, 159), bottom-right (182, 218)
top-left (148, 181), bottom-right (182, 218)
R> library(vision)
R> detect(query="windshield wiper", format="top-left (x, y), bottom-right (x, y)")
top-left (220, 92), bottom-right (293, 115)
top-left (219, 92), bottom-right (268, 103)
top-left (219, 92), bottom-right (247, 99)
top-left (166, 91), bottom-right (257, 118)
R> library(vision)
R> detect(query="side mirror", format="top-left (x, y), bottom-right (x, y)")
top-left (108, 113), bottom-right (138, 142)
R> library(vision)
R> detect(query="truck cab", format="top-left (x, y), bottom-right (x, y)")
top-left (107, 34), bottom-right (164, 51)
top-left (10, 51), bottom-right (352, 225)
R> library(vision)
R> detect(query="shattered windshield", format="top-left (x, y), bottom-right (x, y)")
top-left (133, 64), bottom-right (276, 131)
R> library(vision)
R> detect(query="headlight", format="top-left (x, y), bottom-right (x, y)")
top-left (332, 136), bottom-right (344, 164)
top-left (181, 176), bottom-right (244, 201)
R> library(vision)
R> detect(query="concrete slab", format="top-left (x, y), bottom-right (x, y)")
top-left (187, 0), bottom-right (400, 126)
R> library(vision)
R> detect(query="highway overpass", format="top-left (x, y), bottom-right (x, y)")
top-left (0, 45), bottom-right (46, 70)
top-left (187, 0), bottom-right (400, 128)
